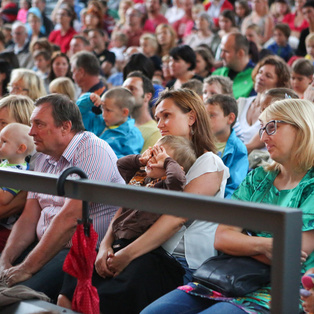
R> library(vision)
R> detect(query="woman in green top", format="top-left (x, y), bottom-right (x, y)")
top-left (142, 98), bottom-right (314, 314)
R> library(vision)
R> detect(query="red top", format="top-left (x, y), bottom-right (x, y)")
top-left (48, 27), bottom-right (77, 53)
top-left (282, 13), bottom-right (309, 33)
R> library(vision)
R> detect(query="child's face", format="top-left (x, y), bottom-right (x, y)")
top-left (218, 16), bottom-right (232, 32)
top-left (145, 144), bottom-right (173, 179)
top-left (101, 98), bottom-right (127, 127)
top-left (112, 37), bottom-right (124, 48)
top-left (291, 71), bottom-right (312, 96)
top-left (245, 28), bottom-right (261, 45)
top-left (0, 107), bottom-right (16, 131)
top-left (235, 2), bottom-right (245, 17)
top-left (306, 41), bottom-right (314, 58)
top-left (205, 104), bottom-right (232, 138)
top-left (0, 127), bottom-right (20, 161)
top-left (202, 82), bottom-right (223, 102)
top-left (34, 55), bottom-right (50, 72)
top-left (273, 29), bottom-right (287, 47)
top-left (140, 39), bottom-right (156, 57)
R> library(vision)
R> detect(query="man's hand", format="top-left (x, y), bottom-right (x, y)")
top-left (1, 263), bottom-right (33, 287)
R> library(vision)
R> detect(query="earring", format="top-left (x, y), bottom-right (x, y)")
top-left (190, 126), bottom-right (194, 136)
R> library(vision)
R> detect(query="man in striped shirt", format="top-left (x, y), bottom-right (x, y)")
top-left (0, 94), bottom-right (124, 301)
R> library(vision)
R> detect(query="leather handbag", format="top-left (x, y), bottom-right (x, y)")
top-left (192, 254), bottom-right (271, 297)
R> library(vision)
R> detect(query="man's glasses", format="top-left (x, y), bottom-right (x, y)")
top-left (259, 120), bottom-right (288, 138)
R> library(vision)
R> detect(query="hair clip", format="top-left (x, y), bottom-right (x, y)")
top-left (285, 93), bottom-right (291, 99)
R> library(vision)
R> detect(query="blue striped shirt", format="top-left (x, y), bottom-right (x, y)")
top-left (28, 131), bottom-right (125, 248)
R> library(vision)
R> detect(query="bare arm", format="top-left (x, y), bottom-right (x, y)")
top-left (0, 198), bottom-right (41, 272)
top-left (246, 133), bottom-right (265, 155)
top-left (0, 191), bottom-right (27, 219)
top-left (2, 198), bottom-right (82, 286)
top-left (0, 190), bottom-right (14, 206)
top-left (261, 15), bottom-right (274, 44)
top-left (106, 170), bottom-right (223, 275)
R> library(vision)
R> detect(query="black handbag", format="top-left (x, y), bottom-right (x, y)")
top-left (192, 254), bottom-right (271, 297)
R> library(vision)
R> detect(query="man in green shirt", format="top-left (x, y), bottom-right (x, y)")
top-left (212, 33), bottom-right (256, 99)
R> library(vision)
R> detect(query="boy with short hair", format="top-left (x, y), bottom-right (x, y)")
top-left (291, 58), bottom-right (314, 98)
top-left (266, 23), bottom-right (294, 62)
top-left (0, 123), bottom-right (35, 251)
top-left (76, 87), bottom-right (144, 158)
top-left (205, 94), bottom-right (248, 198)
top-left (33, 50), bottom-right (51, 80)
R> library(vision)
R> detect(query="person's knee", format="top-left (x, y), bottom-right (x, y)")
top-left (57, 294), bottom-right (72, 309)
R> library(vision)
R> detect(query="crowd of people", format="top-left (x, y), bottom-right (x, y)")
top-left (0, 0), bottom-right (314, 313)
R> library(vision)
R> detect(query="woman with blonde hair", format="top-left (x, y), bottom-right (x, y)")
top-left (49, 77), bottom-right (76, 101)
top-left (8, 69), bottom-right (46, 101)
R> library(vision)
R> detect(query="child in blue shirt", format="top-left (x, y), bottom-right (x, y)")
top-left (77, 87), bottom-right (144, 159)
top-left (204, 94), bottom-right (249, 198)
top-left (266, 23), bottom-right (294, 62)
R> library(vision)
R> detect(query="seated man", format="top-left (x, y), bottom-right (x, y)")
top-left (0, 94), bottom-right (124, 301)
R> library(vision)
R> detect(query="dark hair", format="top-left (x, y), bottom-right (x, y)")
top-left (252, 55), bottom-right (291, 88)
top-left (249, 40), bottom-right (259, 64)
top-left (0, 30), bottom-right (5, 45)
top-left (205, 94), bottom-right (238, 128)
top-left (0, 51), bottom-right (19, 69)
top-left (263, 87), bottom-right (299, 100)
top-left (303, 0), bottom-right (314, 9)
top-left (170, 45), bottom-right (196, 71)
top-left (220, 9), bottom-right (236, 27)
top-left (0, 59), bottom-right (12, 95)
top-left (155, 89), bottom-right (216, 157)
top-left (48, 52), bottom-right (72, 81)
top-left (71, 51), bottom-right (100, 76)
top-left (33, 49), bottom-right (51, 61)
top-left (30, 37), bottom-right (53, 55)
top-left (194, 46), bottom-right (214, 73)
top-left (292, 58), bottom-right (314, 77)
top-left (274, 23), bottom-right (291, 39)
top-left (126, 70), bottom-right (155, 95)
top-left (72, 34), bottom-right (91, 47)
top-left (123, 53), bottom-right (155, 80)
top-left (58, 4), bottom-right (76, 27)
top-left (34, 94), bottom-right (85, 133)
top-left (235, 0), bottom-right (251, 17)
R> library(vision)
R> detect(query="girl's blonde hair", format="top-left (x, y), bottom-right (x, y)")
top-left (49, 77), bottom-right (76, 101)
top-left (0, 95), bottom-right (35, 126)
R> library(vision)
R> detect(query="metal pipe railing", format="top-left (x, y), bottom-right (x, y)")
top-left (0, 168), bottom-right (303, 313)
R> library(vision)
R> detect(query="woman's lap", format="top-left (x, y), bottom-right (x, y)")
top-left (141, 289), bottom-right (246, 314)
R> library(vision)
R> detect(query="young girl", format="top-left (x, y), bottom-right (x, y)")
top-left (290, 58), bottom-right (314, 98)
top-left (235, 0), bottom-right (251, 28)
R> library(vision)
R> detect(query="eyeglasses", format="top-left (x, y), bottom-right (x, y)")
top-left (7, 85), bottom-right (29, 93)
top-left (259, 120), bottom-right (289, 138)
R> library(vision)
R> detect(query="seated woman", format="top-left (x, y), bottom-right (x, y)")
top-left (57, 89), bottom-right (229, 313)
top-left (142, 98), bottom-right (314, 314)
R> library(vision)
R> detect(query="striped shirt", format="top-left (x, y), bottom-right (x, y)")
top-left (28, 131), bottom-right (125, 248)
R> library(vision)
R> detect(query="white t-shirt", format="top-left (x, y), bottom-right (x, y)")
top-left (162, 152), bottom-right (230, 269)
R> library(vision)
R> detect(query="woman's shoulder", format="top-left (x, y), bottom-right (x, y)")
top-left (186, 152), bottom-right (229, 182)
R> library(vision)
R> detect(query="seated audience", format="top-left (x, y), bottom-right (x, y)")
top-left (142, 98), bottom-right (314, 314)
top-left (155, 23), bottom-right (177, 58)
top-left (76, 87), bottom-right (144, 159)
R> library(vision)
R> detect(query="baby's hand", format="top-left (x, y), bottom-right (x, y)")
top-left (90, 93), bottom-right (103, 107)
top-left (150, 145), bottom-right (169, 169)
top-left (139, 147), bottom-right (153, 166)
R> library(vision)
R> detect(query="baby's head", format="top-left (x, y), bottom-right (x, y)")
top-left (0, 123), bottom-right (35, 164)
top-left (306, 33), bottom-right (314, 59)
top-left (146, 135), bottom-right (196, 179)
top-left (101, 87), bottom-right (135, 127)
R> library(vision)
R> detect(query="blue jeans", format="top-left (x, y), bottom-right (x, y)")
top-left (141, 289), bottom-right (246, 314)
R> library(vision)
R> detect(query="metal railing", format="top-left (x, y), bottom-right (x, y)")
top-left (0, 168), bottom-right (303, 314)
